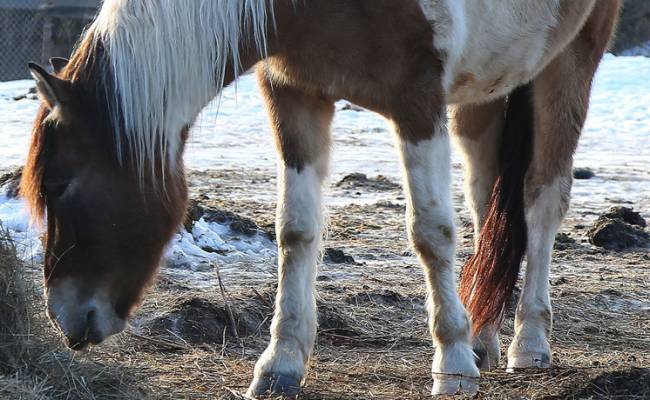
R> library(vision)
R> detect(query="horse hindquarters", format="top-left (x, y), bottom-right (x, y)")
top-left (457, 0), bottom-right (621, 371)
top-left (508, 2), bottom-right (621, 369)
top-left (248, 67), bottom-right (334, 398)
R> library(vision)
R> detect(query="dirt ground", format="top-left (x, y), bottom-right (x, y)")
top-left (2, 168), bottom-right (649, 399)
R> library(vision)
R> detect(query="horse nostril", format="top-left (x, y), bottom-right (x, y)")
top-left (85, 308), bottom-right (105, 345)
top-left (86, 308), bottom-right (96, 324)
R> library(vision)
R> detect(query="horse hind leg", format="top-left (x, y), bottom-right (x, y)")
top-left (451, 99), bottom-right (506, 371)
top-left (248, 66), bottom-right (334, 397)
top-left (508, 5), bottom-right (617, 369)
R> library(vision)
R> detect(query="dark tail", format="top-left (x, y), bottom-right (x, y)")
top-left (459, 83), bottom-right (535, 335)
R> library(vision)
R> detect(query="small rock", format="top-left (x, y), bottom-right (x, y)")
top-left (602, 206), bottom-right (647, 228)
top-left (323, 247), bottom-right (356, 264)
top-left (185, 199), bottom-right (270, 237)
top-left (335, 173), bottom-right (400, 191)
top-left (552, 277), bottom-right (568, 286)
top-left (12, 87), bottom-right (37, 101)
top-left (374, 200), bottom-right (404, 209)
top-left (588, 208), bottom-right (650, 251)
top-left (573, 167), bottom-right (595, 180)
top-left (0, 167), bottom-right (23, 199)
top-left (340, 102), bottom-right (365, 112)
top-left (554, 232), bottom-right (576, 250)
top-left (140, 297), bottom-right (263, 344)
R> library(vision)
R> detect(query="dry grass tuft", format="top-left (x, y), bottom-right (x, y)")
top-left (0, 224), bottom-right (150, 400)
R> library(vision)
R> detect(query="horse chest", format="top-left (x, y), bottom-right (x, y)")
top-left (418, 0), bottom-right (563, 104)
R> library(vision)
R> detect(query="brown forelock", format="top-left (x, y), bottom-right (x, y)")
top-left (21, 107), bottom-right (49, 221)
top-left (459, 84), bottom-right (534, 335)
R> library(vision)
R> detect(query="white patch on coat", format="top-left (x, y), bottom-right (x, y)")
top-left (418, 0), bottom-right (594, 104)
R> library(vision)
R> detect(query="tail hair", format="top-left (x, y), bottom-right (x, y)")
top-left (459, 83), bottom-right (535, 334)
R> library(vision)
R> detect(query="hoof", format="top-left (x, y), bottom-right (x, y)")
top-left (432, 373), bottom-right (479, 396)
top-left (247, 374), bottom-right (302, 398)
top-left (506, 352), bottom-right (551, 372)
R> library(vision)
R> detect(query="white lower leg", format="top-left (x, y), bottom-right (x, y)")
top-left (251, 157), bottom-right (327, 387)
top-left (508, 177), bottom-right (569, 370)
top-left (397, 133), bottom-right (479, 395)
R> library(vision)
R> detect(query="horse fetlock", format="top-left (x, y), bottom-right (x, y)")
top-left (472, 331), bottom-right (501, 371)
top-left (431, 341), bottom-right (480, 395)
top-left (432, 306), bottom-right (471, 345)
top-left (507, 334), bottom-right (551, 370)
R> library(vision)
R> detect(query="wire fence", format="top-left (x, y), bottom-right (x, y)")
top-left (0, 0), bottom-right (98, 81)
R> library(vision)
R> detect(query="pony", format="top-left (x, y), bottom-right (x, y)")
top-left (22, 0), bottom-right (621, 397)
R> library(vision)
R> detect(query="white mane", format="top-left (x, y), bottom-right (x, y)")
top-left (91, 0), bottom-right (274, 178)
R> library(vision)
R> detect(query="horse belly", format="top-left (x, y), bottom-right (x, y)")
top-left (418, 0), bottom-right (564, 105)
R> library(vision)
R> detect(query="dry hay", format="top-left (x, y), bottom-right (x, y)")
top-left (0, 225), bottom-right (150, 399)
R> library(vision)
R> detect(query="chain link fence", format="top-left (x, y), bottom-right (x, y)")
top-left (0, 0), bottom-right (99, 81)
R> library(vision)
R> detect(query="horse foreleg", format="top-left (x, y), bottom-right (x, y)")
top-left (394, 114), bottom-right (479, 395)
top-left (451, 100), bottom-right (506, 370)
top-left (248, 68), bottom-right (334, 397)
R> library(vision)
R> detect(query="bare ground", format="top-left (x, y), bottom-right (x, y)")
top-left (1, 168), bottom-right (649, 399)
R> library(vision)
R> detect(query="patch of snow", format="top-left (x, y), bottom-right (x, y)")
top-left (164, 218), bottom-right (276, 272)
top-left (0, 191), bottom-right (43, 263)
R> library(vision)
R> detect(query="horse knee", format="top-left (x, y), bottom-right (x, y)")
top-left (409, 213), bottom-right (456, 262)
top-left (277, 220), bottom-right (319, 249)
top-left (525, 175), bottom-right (572, 221)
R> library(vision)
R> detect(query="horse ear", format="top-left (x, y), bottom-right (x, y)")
top-left (49, 57), bottom-right (69, 74)
top-left (28, 62), bottom-right (71, 110)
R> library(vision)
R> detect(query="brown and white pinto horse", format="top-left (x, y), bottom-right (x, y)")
top-left (22, 0), bottom-right (621, 397)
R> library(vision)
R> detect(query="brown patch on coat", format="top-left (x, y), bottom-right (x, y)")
top-left (257, 67), bottom-right (334, 171)
top-left (265, 0), bottom-right (445, 143)
top-left (450, 99), bottom-right (506, 142)
top-left (451, 72), bottom-right (476, 92)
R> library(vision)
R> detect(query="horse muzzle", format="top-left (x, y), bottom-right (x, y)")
top-left (45, 278), bottom-right (126, 350)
